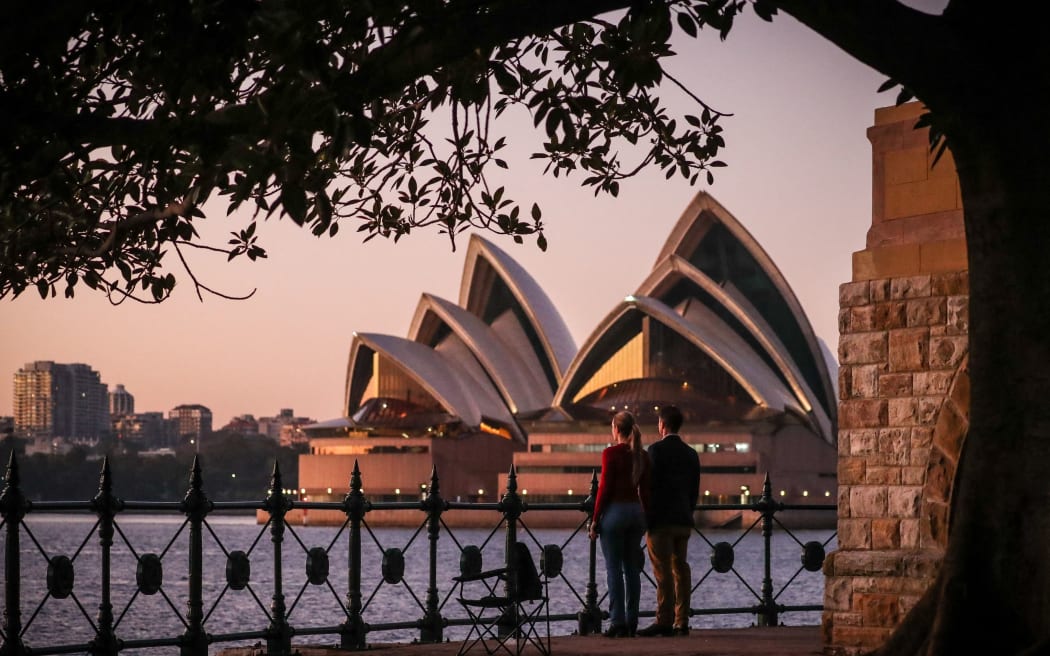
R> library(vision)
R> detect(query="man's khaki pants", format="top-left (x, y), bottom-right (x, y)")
top-left (645, 525), bottom-right (692, 627)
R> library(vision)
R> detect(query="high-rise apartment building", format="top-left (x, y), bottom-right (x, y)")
top-left (109, 384), bottom-right (135, 417)
top-left (13, 361), bottom-right (110, 442)
top-left (169, 404), bottom-right (213, 446)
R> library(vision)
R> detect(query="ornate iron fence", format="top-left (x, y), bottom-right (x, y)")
top-left (0, 453), bottom-right (835, 655)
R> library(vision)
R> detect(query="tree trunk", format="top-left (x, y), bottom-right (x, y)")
top-left (874, 105), bottom-right (1050, 655)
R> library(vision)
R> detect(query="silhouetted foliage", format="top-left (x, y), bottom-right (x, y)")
top-left (10, 435), bottom-right (302, 502)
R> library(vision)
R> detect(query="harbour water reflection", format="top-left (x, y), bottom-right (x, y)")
top-left (2, 513), bottom-right (833, 654)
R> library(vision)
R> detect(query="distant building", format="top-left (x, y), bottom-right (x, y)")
top-left (109, 383), bottom-right (135, 417)
top-left (113, 411), bottom-right (176, 449)
top-left (169, 404), bottom-right (212, 447)
top-left (13, 361), bottom-right (110, 443)
top-left (258, 408), bottom-right (313, 443)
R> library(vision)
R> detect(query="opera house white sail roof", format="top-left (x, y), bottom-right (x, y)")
top-left (336, 192), bottom-right (837, 446)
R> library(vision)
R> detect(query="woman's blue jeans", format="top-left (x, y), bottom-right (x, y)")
top-left (598, 502), bottom-right (646, 629)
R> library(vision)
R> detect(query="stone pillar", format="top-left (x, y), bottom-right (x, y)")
top-left (823, 102), bottom-right (970, 656)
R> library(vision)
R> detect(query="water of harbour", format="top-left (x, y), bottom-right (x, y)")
top-left (1, 514), bottom-right (833, 654)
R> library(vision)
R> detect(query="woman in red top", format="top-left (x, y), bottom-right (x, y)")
top-left (588, 410), bottom-right (650, 638)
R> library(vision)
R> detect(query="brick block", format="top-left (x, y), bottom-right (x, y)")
top-left (824, 574), bottom-right (854, 611)
top-left (888, 486), bottom-right (922, 518)
top-left (841, 400), bottom-right (889, 429)
top-left (865, 466), bottom-right (901, 485)
top-left (928, 336), bottom-right (967, 369)
top-left (839, 307), bottom-right (853, 334)
top-left (839, 518), bottom-right (871, 549)
top-left (916, 396), bottom-right (940, 425)
top-left (871, 519), bottom-right (901, 549)
top-left (839, 281), bottom-right (870, 307)
top-left (857, 591), bottom-right (902, 627)
top-left (840, 457), bottom-right (866, 485)
top-left (890, 275), bottom-right (932, 299)
top-left (869, 279), bottom-right (892, 302)
top-left (840, 333), bottom-right (888, 365)
top-left (888, 327), bottom-right (929, 371)
top-left (847, 429), bottom-right (878, 456)
top-left (888, 397), bottom-right (918, 426)
top-left (850, 364), bottom-right (881, 398)
top-left (911, 426), bottom-right (933, 449)
top-left (901, 465), bottom-right (926, 485)
top-left (878, 373), bottom-right (913, 397)
top-left (848, 304), bottom-right (877, 332)
top-left (906, 297), bottom-right (947, 327)
top-left (909, 446), bottom-right (931, 469)
top-left (873, 301), bottom-right (907, 330)
top-left (877, 427), bottom-right (911, 466)
top-left (850, 486), bottom-right (888, 517)
top-left (912, 371), bottom-right (952, 395)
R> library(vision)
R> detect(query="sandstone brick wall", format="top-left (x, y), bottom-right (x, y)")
top-left (823, 272), bottom-right (968, 654)
top-left (822, 102), bottom-right (970, 656)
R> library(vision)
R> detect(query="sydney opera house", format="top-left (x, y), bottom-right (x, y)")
top-left (298, 192), bottom-right (838, 525)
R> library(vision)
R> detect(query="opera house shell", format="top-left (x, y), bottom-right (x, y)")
top-left (298, 191), bottom-right (837, 525)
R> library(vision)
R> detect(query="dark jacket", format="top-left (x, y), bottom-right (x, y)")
top-left (645, 434), bottom-right (701, 529)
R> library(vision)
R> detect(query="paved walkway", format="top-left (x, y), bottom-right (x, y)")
top-left (222, 626), bottom-right (823, 656)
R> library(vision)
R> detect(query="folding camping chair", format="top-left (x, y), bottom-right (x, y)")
top-left (454, 541), bottom-right (551, 656)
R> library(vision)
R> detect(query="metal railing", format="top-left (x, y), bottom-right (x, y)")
top-left (0, 452), bottom-right (835, 655)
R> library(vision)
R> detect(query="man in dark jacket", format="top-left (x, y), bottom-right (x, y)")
top-left (637, 405), bottom-right (700, 637)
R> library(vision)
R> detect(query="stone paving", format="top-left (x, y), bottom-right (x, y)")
top-left (221, 625), bottom-right (823, 656)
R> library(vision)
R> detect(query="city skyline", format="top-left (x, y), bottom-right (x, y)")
top-left (2, 11), bottom-right (899, 427)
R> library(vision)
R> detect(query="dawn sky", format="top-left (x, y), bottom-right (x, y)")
top-left (1, 10), bottom-right (911, 427)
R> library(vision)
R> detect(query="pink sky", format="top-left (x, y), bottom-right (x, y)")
top-left (1, 11), bottom-right (905, 427)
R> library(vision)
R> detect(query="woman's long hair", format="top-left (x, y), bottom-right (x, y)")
top-left (612, 411), bottom-right (649, 487)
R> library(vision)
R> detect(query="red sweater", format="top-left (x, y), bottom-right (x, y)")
top-left (593, 443), bottom-right (650, 523)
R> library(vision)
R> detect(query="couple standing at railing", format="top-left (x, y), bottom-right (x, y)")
top-left (587, 405), bottom-right (701, 639)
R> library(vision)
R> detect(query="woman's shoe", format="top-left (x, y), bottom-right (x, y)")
top-left (603, 624), bottom-right (628, 638)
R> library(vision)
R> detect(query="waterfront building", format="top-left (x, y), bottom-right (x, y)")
top-left (169, 403), bottom-right (212, 447)
top-left (13, 361), bottom-right (110, 443)
top-left (298, 191), bottom-right (838, 524)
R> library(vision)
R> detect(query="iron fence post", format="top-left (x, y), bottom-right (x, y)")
top-left (180, 456), bottom-right (211, 656)
top-left (419, 466), bottom-right (445, 643)
top-left (498, 466), bottom-right (523, 637)
top-left (90, 457), bottom-right (122, 656)
top-left (263, 461), bottom-right (293, 656)
top-left (756, 474), bottom-right (780, 627)
top-left (340, 460), bottom-right (368, 650)
top-left (0, 453), bottom-right (28, 656)
top-left (578, 469), bottom-right (601, 636)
